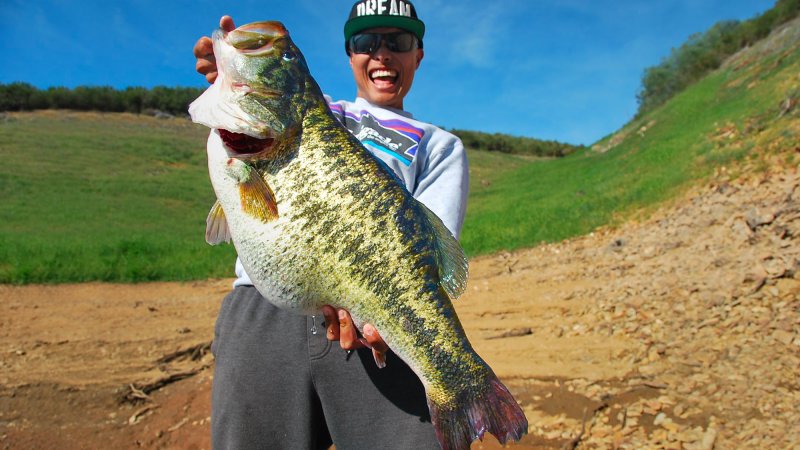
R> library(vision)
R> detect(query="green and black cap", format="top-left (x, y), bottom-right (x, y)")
top-left (344, 0), bottom-right (425, 49)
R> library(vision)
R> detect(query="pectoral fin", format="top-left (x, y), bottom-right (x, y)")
top-left (422, 207), bottom-right (469, 300)
top-left (206, 200), bottom-right (231, 245)
top-left (237, 164), bottom-right (279, 223)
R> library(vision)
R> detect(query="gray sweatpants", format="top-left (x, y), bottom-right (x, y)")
top-left (211, 286), bottom-right (440, 450)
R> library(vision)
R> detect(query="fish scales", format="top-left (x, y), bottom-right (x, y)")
top-left (189, 20), bottom-right (527, 450)
top-left (285, 106), bottom-right (480, 395)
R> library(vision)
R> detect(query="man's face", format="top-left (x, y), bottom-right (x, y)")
top-left (348, 27), bottom-right (424, 110)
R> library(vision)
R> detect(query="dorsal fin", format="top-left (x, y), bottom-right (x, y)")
top-left (421, 207), bottom-right (469, 300)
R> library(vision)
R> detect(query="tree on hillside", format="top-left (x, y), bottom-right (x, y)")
top-left (637, 0), bottom-right (799, 115)
top-left (0, 82), bottom-right (36, 111)
top-left (0, 83), bottom-right (205, 115)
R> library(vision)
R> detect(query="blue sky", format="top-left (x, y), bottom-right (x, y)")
top-left (0, 0), bottom-right (775, 144)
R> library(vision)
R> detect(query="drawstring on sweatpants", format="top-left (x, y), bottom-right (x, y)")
top-left (310, 315), bottom-right (318, 335)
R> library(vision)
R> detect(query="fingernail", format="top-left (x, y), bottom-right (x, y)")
top-left (338, 310), bottom-right (346, 320)
top-left (363, 324), bottom-right (374, 336)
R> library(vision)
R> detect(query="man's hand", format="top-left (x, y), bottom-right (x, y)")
top-left (193, 16), bottom-right (236, 84)
top-left (321, 305), bottom-right (389, 369)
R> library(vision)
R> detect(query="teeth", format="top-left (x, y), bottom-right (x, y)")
top-left (370, 69), bottom-right (397, 79)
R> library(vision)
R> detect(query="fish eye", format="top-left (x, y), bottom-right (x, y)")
top-left (282, 51), bottom-right (295, 61)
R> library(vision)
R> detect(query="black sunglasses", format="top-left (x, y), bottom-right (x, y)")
top-left (348, 32), bottom-right (417, 55)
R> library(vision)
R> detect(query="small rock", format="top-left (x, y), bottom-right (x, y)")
top-left (608, 238), bottom-right (627, 252)
top-left (675, 427), bottom-right (704, 443)
top-left (646, 400), bottom-right (663, 412)
top-left (745, 209), bottom-right (775, 230)
top-left (663, 420), bottom-right (681, 433)
top-left (731, 219), bottom-right (753, 240)
top-left (772, 329), bottom-right (795, 345)
top-left (593, 427), bottom-right (611, 438)
top-left (699, 426), bottom-right (718, 450)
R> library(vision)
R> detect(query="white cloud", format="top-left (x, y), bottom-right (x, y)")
top-left (12, 2), bottom-right (93, 59)
top-left (423, 0), bottom-right (522, 68)
top-left (111, 7), bottom-right (171, 59)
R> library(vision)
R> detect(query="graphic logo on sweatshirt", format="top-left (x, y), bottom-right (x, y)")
top-left (330, 104), bottom-right (423, 166)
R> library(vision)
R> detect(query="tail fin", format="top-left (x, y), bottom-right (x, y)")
top-left (428, 376), bottom-right (528, 450)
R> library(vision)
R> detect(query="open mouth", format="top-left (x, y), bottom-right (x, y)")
top-left (219, 129), bottom-right (274, 156)
top-left (370, 68), bottom-right (398, 87)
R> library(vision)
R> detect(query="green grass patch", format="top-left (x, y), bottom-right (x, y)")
top-left (0, 112), bottom-right (236, 283)
top-left (466, 149), bottom-right (538, 195)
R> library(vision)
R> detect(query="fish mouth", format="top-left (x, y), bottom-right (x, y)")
top-left (219, 129), bottom-right (275, 157)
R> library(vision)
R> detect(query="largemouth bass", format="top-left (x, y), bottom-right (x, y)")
top-left (189, 21), bottom-right (527, 450)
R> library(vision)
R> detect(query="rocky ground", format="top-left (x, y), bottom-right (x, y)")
top-left (1, 164), bottom-right (799, 449)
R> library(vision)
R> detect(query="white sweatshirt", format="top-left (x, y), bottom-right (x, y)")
top-left (233, 96), bottom-right (469, 287)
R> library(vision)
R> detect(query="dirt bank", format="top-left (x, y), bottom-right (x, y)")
top-left (1, 167), bottom-right (798, 449)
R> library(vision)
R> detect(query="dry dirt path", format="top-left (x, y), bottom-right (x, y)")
top-left (1, 167), bottom-right (798, 450)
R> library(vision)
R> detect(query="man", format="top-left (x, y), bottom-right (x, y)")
top-left (194, 2), bottom-right (468, 448)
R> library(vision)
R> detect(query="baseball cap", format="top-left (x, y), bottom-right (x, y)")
top-left (344, 0), bottom-right (426, 43)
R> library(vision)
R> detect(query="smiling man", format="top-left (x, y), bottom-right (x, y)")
top-left (344, 1), bottom-right (424, 109)
top-left (194, 1), bottom-right (468, 448)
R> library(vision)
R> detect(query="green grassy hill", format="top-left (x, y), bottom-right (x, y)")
top-left (461, 17), bottom-right (800, 254)
top-left (1, 19), bottom-right (798, 284)
top-left (0, 112), bottom-right (236, 282)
